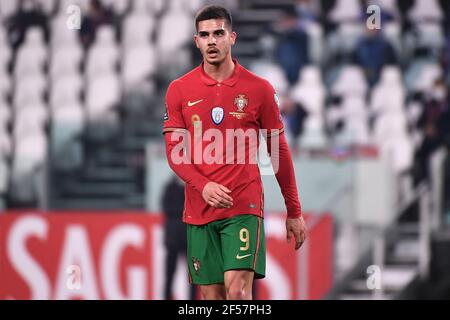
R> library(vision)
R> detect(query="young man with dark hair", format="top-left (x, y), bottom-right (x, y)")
top-left (163, 5), bottom-right (306, 300)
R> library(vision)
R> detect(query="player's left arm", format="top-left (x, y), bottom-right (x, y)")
top-left (267, 132), bottom-right (307, 250)
top-left (259, 82), bottom-right (307, 250)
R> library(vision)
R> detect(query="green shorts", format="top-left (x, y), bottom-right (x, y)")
top-left (187, 214), bottom-right (266, 285)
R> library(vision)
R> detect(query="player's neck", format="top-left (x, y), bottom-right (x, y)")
top-left (203, 56), bottom-right (235, 83)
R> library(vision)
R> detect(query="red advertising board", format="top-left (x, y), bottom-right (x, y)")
top-left (0, 212), bottom-right (332, 300)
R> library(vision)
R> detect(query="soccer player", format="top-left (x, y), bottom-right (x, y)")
top-left (163, 5), bottom-right (306, 300)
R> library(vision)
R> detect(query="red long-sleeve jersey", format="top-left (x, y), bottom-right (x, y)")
top-left (163, 59), bottom-right (302, 225)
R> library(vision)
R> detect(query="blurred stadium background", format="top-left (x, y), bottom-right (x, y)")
top-left (0, 0), bottom-right (449, 300)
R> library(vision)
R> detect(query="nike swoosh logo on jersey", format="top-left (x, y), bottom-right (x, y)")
top-left (187, 99), bottom-right (203, 107)
top-left (236, 253), bottom-right (252, 260)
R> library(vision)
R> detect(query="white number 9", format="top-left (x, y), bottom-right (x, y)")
top-left (239, 228), bottom-right (250, 251)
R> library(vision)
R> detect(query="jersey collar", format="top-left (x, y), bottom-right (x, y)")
top-left (199, 58), bottom-right (241, 87)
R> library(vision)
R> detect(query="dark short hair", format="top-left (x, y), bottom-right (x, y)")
top-left (195, 5), bottom-right (232, 31)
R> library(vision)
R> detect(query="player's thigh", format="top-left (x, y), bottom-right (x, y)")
top-left (220, 214), bottom-right (266, 279)
top-left (187, 222), bottom-right (225, 285)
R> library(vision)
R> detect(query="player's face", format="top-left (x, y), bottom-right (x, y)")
top-left (194, 19), bottom-right (236, 66)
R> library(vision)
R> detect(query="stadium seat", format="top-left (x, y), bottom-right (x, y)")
top-left (291, 66), bottom-right (325, 115)
top-left (34, 0), bottom-right (56, 15)
top-left (100, 0), bottom-right (130, 16)
top-left (0, 0), bottom-right (19, 19)
top-left (86, 73), bottom-right (120, 122)
top-left (408, 0), bottom-right (444, 23)
top-left (326, 95), bottom-right (368, 139)
top-left (86, 73), bottom-right (121, 141)
top-left (0, 126), bottom-right (11, 159)
top-left (86, 26), bottom-right (119, 81)
top-left (57, 0), bottom-right (90, 14)
top-left (122, 3), bottom-right (155, 47)
top-left (299, 115), bottom-right (328, 148)
top-left (185, 0), bottom-right (207, 13)
top-left (413, 63), bottom-right (443, 92)
top-left (13, 73), bottom-right (47, 110)
top-left (406, 101), bottom-right (423, 127)
top-left (50, 45), bottom-right (83, 81)
top-left (372, 112), bottom-right (408, 145)
top-left (375, 116), bottom-right (414, 176)
top-left (383, 22), bottom-right (402, 56)
top-left (51, 103), bottom-right (85, 170)
top-left (51, 14), bottom-right (82, 49)
top-left (298, 65), bottom-right (323, 87)
top-left (249, 61), bottom-right (289, 95)
top-left (10, 132), bottom-right (47, 204)
top-left (380, 135), bottom-right (414, 174)
top-left (0, 155), bottom-right (8, 198)
top-left (50, 73), bottom-right (83, 110)
top-left (13, 103), bottom-right (48, 141)
top-left (325, 103), bottom-right (343, 130)
top-left (0, 27), bottom-right (11, 71)
top-left (416, 22), bottom-right (445, 52)
top-left (328, 0), bottom-right (362, 24)
top-left (122, 44), bottom-right (157, 91)
top-left (305, 22), bottom-right (325, 65)
top-left (370, 66), bottom-right (405, 115)
top-left (404, 58), bottom-right (425, 91)
top-left (380, 65), bottom-right (403, 85)
top-left (325, 22), bottom-right (365, 60)
top-left (0, 100), bottom-right (11, 129)
top-left (146, 0), bottom-right (165, 14)
top-left (0, 69), bottom-right (11, 100)
top-left (335, 117), bottom-right (370, 145)
top-left (337, 22), bottom-right (365, 54)
top-left (14, 27), bottom-right (47, 79)
top-left (374, 0), bottom-right (400, 19)
top-left (332, 65), bottom-right (367, 98)
top-left (371, 87), bottom-right (405, 115)
top-left (156, 1), bottom-right (193, 77)
top-left (342, 96), bottom-right (368, 120)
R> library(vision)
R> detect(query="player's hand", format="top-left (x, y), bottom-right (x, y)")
top-left (202, 182), bottom-right (233, 209)
top-left (286, 216), bottom-right (307, 250)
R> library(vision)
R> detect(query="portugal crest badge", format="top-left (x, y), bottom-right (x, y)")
top-left (192, 257), bottom-right (201, 275)
top-left (234, 94), bottom-right (248, 112)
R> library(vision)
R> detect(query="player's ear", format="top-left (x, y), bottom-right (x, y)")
top-left (230, 31), bottom-right (237, 46)
top-left (194, 34), bottom-right (200, 48)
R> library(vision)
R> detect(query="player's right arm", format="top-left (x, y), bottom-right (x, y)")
top-left (163, 81), bottom-right (233, 209)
